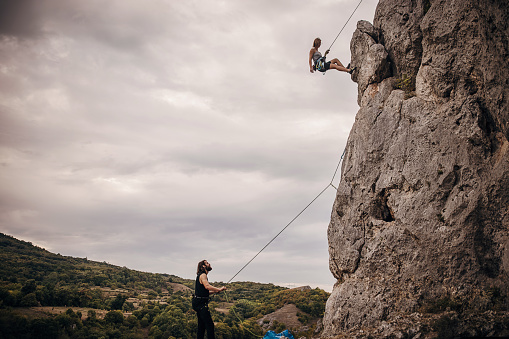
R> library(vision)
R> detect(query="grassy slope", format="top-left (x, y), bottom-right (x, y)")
top-left (0, 232), bottom-right (330, 337)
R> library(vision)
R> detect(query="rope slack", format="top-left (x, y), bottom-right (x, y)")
top-left (223, 289), bottom-right (260, 338)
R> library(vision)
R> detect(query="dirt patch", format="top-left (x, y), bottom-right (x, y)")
top-left (168, 282), bottom-right (191, 293)
top-left (213, 302), bottom-right (234, 314)
top-left (14, 307), bottom-right (127, 320)
top-left (257, 304), bottom-right (304, 330)
top-left (215, 307), bottom-right (229, 314)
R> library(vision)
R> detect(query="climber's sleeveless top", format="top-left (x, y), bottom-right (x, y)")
top-left (313, 50), bottom-right (322, 64)
top-left (195, 274), bottom-right (209, 298)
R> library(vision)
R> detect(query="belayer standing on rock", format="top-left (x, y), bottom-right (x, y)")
top-left (309, 37), bottom-right (354, 74)
top-left (192, 260), bottom-right (227, 339)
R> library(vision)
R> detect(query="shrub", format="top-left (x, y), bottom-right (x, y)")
top-left (104, 310), bottom-right (124, 325)
top-left (395, 74), bottom-right (416, 99)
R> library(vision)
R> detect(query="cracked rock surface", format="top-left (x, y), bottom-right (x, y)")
top-left (323, 0), bottom-right (509, 337)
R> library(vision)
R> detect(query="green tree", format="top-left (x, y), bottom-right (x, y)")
top-left (126, 314), bottom-right (140, 329)
top-left (151, 305), bottom-right (189, 338)
top-left (56, 310), bottom-right (82, 337)
top-left (20, 292), bottom-right (38, 306)
top-left (0, 287), bottom-right (16, 306)
top-left (87, 309), bottom-right (97, 322)
top-left (21, 279), bottom-right (37, 295)
top-left (215, 322), bottom-right (232, 338)
top-left (111, 293), bottom-right (127, 310)
top-left (104, 310), bottom-right (124, 325)
top-left (123, 301), bottom-right (135, 312)
top-left (140, 314), bottom-right (150, 327)
top-left (30, 317), bottom-right (60, 339)
top-left (231, 299), bottom-right (257, 319)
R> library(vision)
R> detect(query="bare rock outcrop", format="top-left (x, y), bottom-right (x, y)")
top-left (323, 0), bottom-right (509, 337)
top-left (350, 21), bottom-right (391, 104)
top-left (257, 304), bottom-right (304, 331)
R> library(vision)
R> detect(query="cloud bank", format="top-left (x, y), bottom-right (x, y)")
top-left (0, 0), bottom-right (378, 291)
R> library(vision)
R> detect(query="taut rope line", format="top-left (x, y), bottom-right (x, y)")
top-left (220, 2), bottom-right (364, 335)
top-left (327, 0), bottom-right (365, 51)
top-left (226, 147), bottom-right (347, 284)
top-left (221, 147), bottom-right (347, 337)
top-left (226, 183), bottom-right (332, 284)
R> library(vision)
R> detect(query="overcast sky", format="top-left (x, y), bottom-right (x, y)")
top-left (0, 0), bottom-right (377, 291)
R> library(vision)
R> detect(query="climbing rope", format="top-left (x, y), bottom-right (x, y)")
top-left (327, 0), bottom-right (365, 51)
top-left (219, 0), bottom-right (363, 333)
top-left (226, 184), bottom-right (332, 284)
top-left (226, 146), bottom-right (347, 284)
top-left (329, 148), bottom-right (347, 190)
top-left (223, 289), bottom-right (260, 338)
top-left (220, 146), bottom-right (347, 337)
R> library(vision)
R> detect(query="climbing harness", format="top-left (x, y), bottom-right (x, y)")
top-left (191, 294), bottom-right (211, 312)
top-left (314, 56), bottom-right (327, 73)
top-left (192, 294), bottom-right (210, 301)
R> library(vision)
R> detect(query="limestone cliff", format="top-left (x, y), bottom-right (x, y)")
top-left (323, 0), bottom-right (508, 337)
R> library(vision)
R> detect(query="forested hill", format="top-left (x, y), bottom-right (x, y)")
top-left (0, 232), bottom-right (185, 291)
top-left (0, 233), bottom-right (329, 338)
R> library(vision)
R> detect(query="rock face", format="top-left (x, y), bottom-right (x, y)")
top-left (323, 0), bottom-right (509, 337)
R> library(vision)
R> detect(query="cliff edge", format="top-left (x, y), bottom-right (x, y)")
top-left (323, 0), bottom-right (508, 337)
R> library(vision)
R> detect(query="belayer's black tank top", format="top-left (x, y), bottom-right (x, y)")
top-left (195, 274), bottom-right (209, 298)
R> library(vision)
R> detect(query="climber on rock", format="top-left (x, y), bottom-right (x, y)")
top-left (309, 38), bottom-right (355, 74)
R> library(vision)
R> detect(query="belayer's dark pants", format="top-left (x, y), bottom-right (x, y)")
top-left (193, 298), bottom-right (214, 339)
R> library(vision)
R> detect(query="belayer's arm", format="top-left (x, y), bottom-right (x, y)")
top-left (199, 273), bottom-right (226, 293)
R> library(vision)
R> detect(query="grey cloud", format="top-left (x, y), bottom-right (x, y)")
top-left (0, 0), bottom-right (41, 37)
top-left (1, 0), bottom-right (378, 291)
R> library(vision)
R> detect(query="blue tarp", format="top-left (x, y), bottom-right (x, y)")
top-left (262, 329), bottom-right (295, 339)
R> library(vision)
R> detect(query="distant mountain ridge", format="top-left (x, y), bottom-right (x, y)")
top-left (0, 232), bottom-right (185, 288)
